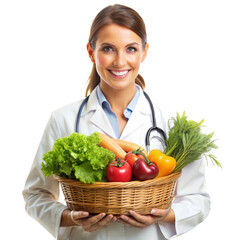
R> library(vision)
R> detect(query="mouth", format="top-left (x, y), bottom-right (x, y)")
top-left (108, 69), bottom-right (131, 79)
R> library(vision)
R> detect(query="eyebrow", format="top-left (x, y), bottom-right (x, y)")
top-left (100, 42), bottom-right (140, 47)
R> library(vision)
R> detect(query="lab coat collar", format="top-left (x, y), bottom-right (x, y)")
top-left (81, 88), bottom-right (116, 136)
top-left (82, 87), bottom-right (99, 115)
top-left (137, 87), bottom-right (152, 115)
top-left (120, 87), bottom-right (151, 139)
top-left (81, 87), bottom-right (151, 138)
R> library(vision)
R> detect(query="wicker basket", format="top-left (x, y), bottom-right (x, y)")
top-left (54, 171), bottom-right (181, 215)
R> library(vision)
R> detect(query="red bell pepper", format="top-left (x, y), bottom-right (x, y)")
top-left (132, 152), bottom-right (159, 180)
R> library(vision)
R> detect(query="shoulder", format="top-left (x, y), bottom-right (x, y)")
top-left (53, 100), bottom-right (81, 117)
top-left (47, 100), bottom-right (83, 136)
top-left (52, 89), bottom-right (99, 119)
top-left (49, 90), bottom-right (99, 136)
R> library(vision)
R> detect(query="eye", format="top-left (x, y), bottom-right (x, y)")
top-left (127, 47), bottom-right (137, 53)
top-left (102, 46), bottom-right (114, 52)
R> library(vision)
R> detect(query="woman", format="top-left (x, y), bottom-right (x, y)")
top-left (23, 4), bottom-right (210, 240)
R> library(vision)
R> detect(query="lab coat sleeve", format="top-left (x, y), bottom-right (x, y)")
top-left (159, 157), bottom-right (211, 239)
top-left (22, 112), bottom-right (72, 239)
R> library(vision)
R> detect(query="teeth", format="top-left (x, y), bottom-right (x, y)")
top-left (111, 70), bottom-right (128, 76)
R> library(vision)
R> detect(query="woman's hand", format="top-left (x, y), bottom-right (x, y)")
top-left (60, 209), bottom-right (117, 232)
top-left (117, 208), bottom-right (174, 228)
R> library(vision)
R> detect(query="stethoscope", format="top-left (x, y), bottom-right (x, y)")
top-left (75, 92), bottom-right (167, 153)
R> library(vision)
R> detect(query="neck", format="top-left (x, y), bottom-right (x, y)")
top-left (99, 83), bottom-right (137, 112)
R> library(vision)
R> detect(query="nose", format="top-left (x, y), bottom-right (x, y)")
top-left (113, 50), bottom-right (126, 67)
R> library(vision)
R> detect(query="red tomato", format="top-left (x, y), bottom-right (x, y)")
top-left (124, 152), bottom-right (140, 168)
top-left (107, 159), bottom-right (132, 182)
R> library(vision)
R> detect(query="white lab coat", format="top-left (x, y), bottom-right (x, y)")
top-left (23, 87), bottom-right (210, 240)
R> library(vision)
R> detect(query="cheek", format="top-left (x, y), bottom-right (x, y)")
top-left (95, 53), bottom-right (112, 67)
top-left (127, 54), bottom-right (142, 69)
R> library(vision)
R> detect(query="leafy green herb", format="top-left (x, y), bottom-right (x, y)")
top-left (41, 132), bottom-right (115, 183)
top-left (164, 112), bottom-right (221, 172)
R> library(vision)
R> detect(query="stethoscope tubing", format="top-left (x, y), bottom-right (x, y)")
top-left (76, 95), bottom-right (89, 133)
top-left (143, 92), bottom-right (167, 152)
top-left (76, 91), bottom-right (166, 153)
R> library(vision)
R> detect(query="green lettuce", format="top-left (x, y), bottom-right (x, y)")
top-left (41, 132), bottom-right (115, 183)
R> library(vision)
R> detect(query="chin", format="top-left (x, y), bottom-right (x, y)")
top-left (106, 81), bottom-right (136, 91)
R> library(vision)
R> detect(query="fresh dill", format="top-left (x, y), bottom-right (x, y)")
top-left (164, 112), bottom-right (221, 172)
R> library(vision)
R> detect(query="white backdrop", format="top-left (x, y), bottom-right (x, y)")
top-left (1, 0), bottom-right (239, 239)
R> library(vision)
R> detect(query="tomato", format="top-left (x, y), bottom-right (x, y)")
top-left (107, 159), bottom-right (132, 182)
top-left (148, 149), bottom-right (176, 177)
top-left (124, 152), bottom-right (141, 168)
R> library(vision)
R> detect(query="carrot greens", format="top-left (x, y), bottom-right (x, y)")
top-left (164, 112), bottom-right (221, 172)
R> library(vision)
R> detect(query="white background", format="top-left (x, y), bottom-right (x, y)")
top-left (1, 0), bottom-right (239, 239)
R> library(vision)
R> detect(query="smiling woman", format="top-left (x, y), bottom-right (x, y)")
top-left (85, 4), bottom-right (148, 97)
top-left (23, 4), bottom-right (212, 240)
top-left (87, 24), bottom-right (148, 94)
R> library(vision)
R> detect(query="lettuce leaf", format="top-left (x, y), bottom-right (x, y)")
top-left (74, 162), bottom-right (103, 184)
top-left (41, 132), bottom-right (115, 183)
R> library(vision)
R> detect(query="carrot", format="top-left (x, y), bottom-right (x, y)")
top-left (98, 132), bottom-right (126, 159)
top-left (112, 139), bottom-right (148, 156)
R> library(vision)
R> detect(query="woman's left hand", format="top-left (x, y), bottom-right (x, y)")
top-left (117, 208), bottom-right (174, 228)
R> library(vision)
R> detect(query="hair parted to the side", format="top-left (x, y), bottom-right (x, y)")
top-left (85, 4), bottom-right (147, 97)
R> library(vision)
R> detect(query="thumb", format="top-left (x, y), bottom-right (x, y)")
top-left (71, 210), bottom-right (89, 220)
top-left (151, 208), bottom-right (170, 216)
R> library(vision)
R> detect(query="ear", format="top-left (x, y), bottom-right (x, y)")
top-left (86, 42), bottom-right (95, 63)
top-left (141, 43), bottom-right (149, 63)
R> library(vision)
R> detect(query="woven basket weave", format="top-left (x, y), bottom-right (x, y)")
top-left (54, 171), bottom-right (181, 215)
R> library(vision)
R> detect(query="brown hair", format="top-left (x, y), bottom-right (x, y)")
top-left (85, 4), bottom-right (147, 96)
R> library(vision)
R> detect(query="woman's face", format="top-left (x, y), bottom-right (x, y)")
top-left (87, 24), bottom-right (149, 91)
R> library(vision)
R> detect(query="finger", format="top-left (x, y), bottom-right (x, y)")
top-left (116, 215), bottom-right (132, 226)
top-left (111, 216), bottom-right (118, 222)
top-left (94, 214), bottom-right (113, 227)
top-left (85, 214), bottom-right (115, 232)
top-left (71, 211), bottom-right (89, 225)
top-left (151, 208), bottom-right (169, 215)
top-left (129, 211), bottom-right (153, 225)
top-left (72, 211), bottom-right (89, 220)
top-left (150, 208), bottom-right (171, 221)
top-left (100, 214), bottom-right (116, 226)
top-left (84, 213), bottom-right (106, 228)
top-left (151, 208), bottom-right (170, 216)
top-left (119, 214), bottom-right (147, 228)
top-left (71, 211), bottom-right (106, 227)
top-left (117, 218), bottom-right (133, 227)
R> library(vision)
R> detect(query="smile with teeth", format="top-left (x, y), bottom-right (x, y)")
top-left (109, 69), bottom-right (130, 78)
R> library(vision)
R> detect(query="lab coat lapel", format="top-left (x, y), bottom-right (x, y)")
top-left (82, 88), bottom-right (115, 137)
top-left (121, 90), bottom-right (151, 139)
top-left (90, 107), bottom-right (116, 137)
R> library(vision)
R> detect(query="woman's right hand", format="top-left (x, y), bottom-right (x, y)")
top-left (60, 209), bottom-right (117, 232)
